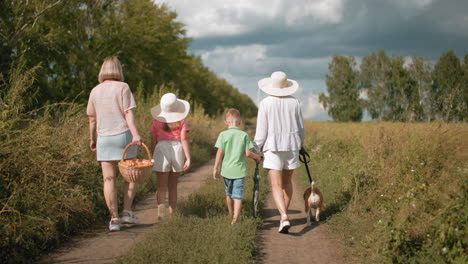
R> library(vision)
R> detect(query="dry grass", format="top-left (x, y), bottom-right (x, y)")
top-left (0, 83), bottom-right (223, 263)
top-left (298, 121), bottom-right (467, 263)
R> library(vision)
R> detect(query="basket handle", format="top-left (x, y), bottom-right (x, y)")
top-left (121, 142), bottom-right (152, 162)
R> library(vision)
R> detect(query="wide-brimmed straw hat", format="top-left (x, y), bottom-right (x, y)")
top-left (258, 71), bottom-right (298, 96)
top-left (150, 93), bottom-right (190, 123)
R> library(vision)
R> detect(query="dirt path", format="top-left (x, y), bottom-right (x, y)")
top-left (258, 177), bottom-right (348, 264)
top-left (41, 160), bottom-right (214, 264)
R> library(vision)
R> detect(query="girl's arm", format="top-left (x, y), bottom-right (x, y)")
top-left (88, 116), bottom-right (97, 151)
top-left (180, 128), bottom-right (191, 172)
top-left (124, 109), bottom-right (142, 145)
top-left (213, 148), bottom-right (223, 180)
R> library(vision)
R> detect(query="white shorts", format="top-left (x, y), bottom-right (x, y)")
top-left (263, 150), bottom-right (300, 171)
top-left (152, 140), bottom-right (185, 172)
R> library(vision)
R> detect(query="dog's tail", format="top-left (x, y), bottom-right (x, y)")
top-left (311, 181), bottom-right (317, 192)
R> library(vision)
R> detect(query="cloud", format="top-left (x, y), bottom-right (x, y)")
top-left (154, 0), bottom-right (468, 120)
top-left (302, 94), bottom-right (331, 120)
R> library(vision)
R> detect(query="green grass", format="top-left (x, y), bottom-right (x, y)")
top-left (117, 162), bottom-right (268, 264)
top-left (298, 121), bottom-right (467, 263)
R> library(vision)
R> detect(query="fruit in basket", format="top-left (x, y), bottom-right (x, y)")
top-left (122, 159), bottom-right (152, 167)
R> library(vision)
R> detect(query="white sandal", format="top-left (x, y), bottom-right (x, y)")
top-left (120, 210), bottom-right (138, 224)
top-left (109, 218), bottom-right (120, 231)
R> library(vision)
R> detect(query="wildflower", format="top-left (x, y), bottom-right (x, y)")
top-left (378, 220), bottom-right (382, 223)
top-left (442, 247), bottom-right (448, 253)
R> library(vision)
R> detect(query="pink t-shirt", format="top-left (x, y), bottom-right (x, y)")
top-left (150, 120), bottom-right (189, 140)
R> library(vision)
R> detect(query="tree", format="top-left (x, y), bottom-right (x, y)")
top-left (360, 50), bottom-right (410, 121)
top-left (319, 55), bottom-right (362, 121)
top-left (432, 50), bottom-right (464, 121)
top-left (407, 56), bottom-right (433, 121)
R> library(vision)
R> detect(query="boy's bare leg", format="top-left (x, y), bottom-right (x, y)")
top-left (232, 199), bottom-right (242, 224)
top-left (226, 196), bottom-right (234, 216)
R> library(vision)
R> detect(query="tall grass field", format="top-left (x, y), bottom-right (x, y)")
top-left (297, 122), bottom-right (467, 263)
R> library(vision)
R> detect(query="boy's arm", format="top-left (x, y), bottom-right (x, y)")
top-left (246, 149), bottom-right (262, 164)
top-left (213, 148), bottom-right (223, 180)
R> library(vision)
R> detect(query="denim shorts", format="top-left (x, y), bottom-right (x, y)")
top-left (96, 130), bottom-right (137, 161)
top-left (223, 177), bottom-right (245, 200)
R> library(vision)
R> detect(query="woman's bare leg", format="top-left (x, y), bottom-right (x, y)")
top-left (268, 169), bottom-right (288, 217)
top-left (101, 161), bottom-right (118, 218)
top-left (282, 169), bottom-right (294, 211)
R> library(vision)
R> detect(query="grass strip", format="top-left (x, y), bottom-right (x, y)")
top-left (117, 162), bottom-right (267, 264)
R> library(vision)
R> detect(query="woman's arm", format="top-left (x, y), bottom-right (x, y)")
top-left (88, 116), bottom-right (97, 151)
top-left (124, 109), bottom-right (142, 145)
top-left (213, 148), bottom-right (223, 180)
top-left (180, 128), bottom-right (191, 172)
top-left (253, 102), bottom-right (267, 152)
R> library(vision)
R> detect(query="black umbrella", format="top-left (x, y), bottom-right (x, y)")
top-left (252, 162), bottom-right (260, 218)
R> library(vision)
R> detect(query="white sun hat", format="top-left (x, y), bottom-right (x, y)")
top-left (258, 71), bottom-right (299, 96)
top-left (150, 93), bottom-right (190, 123)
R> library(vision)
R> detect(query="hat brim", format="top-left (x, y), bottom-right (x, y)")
top-left (151, 99), bottom-right (190, 123)
top-left (258, 77), bottom-right (299, 96)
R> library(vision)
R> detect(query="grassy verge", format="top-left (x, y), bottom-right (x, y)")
top-left (0, 83), bottom-right (221, 263)
top-left (117, 162), bottom-right (268, 264)
top-left (298, 121), bottom-right (467, 263)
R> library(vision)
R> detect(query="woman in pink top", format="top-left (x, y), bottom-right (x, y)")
top-left (87, 56), bottom-right (142, 232)
top-left (150, 93), bottom-right (191, 217)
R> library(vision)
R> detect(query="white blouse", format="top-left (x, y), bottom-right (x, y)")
top-left (253, 95), bottom-right (304, 152)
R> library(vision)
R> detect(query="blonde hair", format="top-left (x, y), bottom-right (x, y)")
top-left (225, 108), bottom-right (241, 125)
top-left (98, 56), bottom-right (124, 83)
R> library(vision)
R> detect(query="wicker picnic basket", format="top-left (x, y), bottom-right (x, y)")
top-left (118, 143), bottom-right (153, 183)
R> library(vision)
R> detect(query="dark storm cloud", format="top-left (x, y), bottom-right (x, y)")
top-left (190, 0), bottom-right (468, 59)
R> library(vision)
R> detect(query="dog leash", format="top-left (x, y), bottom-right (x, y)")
top-left (299, 147), bottom-right (313, 184)
top-left (252, 162), bottom-right (260, 218)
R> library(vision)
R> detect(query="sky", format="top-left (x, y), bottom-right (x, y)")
top-left (154, 0), bottom-right (468, 120)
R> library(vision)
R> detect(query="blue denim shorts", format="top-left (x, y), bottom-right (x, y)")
top-left (223, 177), bottom-right (245, 200)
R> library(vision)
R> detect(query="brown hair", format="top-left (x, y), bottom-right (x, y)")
top-left (98, 56), bottom-right (124, 83)
top-left (163, 121), bottom-right (181, 132)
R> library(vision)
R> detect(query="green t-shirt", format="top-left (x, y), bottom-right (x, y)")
top-left (214, 126), bottom-right (254, 179)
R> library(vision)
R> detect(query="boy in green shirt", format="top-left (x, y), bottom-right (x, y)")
top-left (213, 108), bottom-right (262, 225)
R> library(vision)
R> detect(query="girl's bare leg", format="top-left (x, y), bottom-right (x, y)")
top-left (167, 172), bottom-right (179, 214)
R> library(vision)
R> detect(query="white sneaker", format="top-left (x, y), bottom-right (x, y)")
top-left (120, 210), bottom-right (138, 224)
top-left (278, 218), bottom-right (290, 234)
top-left (109, 218), bottom-right (120, 231)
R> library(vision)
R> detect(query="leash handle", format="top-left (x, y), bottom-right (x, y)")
top-left (299, 147), bottom-right (313, 184)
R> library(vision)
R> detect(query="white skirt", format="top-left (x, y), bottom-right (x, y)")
top-left (152, 140), bottom-right (185, 172)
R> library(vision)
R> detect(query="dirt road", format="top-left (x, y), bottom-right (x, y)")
top-left (258, 178), bottom-right (348, 264)
top-left (41, 160), bottom-right (214, 264)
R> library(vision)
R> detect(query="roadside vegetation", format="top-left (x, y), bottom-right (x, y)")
top-left (117, 162), bottom-right (268, 264)
top-left (299, 121), bottom-right (467, 263)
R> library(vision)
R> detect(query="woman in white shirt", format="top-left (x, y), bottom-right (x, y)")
top-left (87, 56), bottom-right (142, 231)
top-left (254, 71), bottom-right (304, 234)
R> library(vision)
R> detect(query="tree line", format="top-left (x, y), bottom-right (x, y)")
top-left (320, 50), bottom-right (467, 122)
top-left (0, 0), bottom-right (257, 118)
